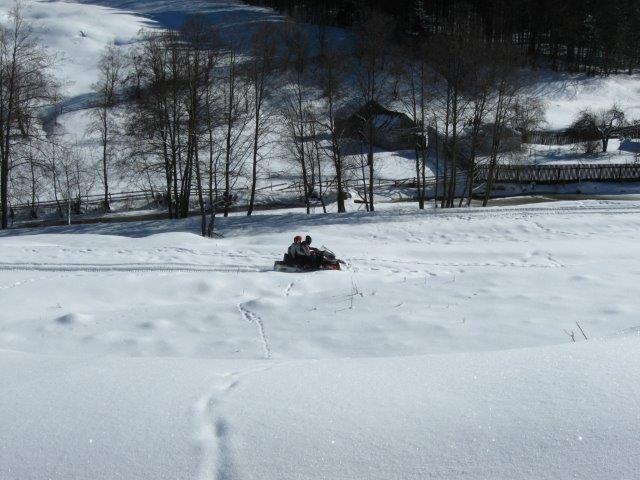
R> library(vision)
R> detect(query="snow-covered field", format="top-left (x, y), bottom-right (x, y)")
top-left (2, 3), bottom-right (640, 475)
top-left (2, 200), bottom-right (640, 479)
top-left (0, 0), bottom-right (152, 98)
top-left (528, 72), bottom-right (640, 130)
top-left (513, 138), bottom-right (640, 165)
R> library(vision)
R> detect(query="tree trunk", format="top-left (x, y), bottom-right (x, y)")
top-left (248, 106), bottom-right (260, 215)
top-left (102, 109), bottom-right (110, 212)
top-left (224, 56), bottom-right (236, 218)
top-left (194, 139), bottom-right (207, 237)
top-left (329, 96), bottom-right (345, 213)
top-left (368, 114), bottom-right (375, 212)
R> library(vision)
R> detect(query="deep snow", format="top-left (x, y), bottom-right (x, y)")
top-left (2, 1), bottom-right (640, 477)
top-left (2, 200), bottom-right (640, 479)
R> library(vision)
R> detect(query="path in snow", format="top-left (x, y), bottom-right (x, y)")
top-left (237, 302), bottom-right (272, 360)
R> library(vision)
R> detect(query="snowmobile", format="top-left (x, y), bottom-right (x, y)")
top-left (274, 246), bottom-right (345, 273)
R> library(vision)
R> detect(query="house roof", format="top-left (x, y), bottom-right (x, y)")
top-left (339, 100), bottom-right (414, 131)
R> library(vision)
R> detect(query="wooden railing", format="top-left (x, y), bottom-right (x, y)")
top-left (475, 163), bottom-right (640, 184)
top-left (7, 163), bottom-right (640, 224)
top-left (7, 176), bottom-right (438, 221)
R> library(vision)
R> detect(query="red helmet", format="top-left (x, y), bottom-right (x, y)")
top-left (294, 235), bottom-right (302, 243)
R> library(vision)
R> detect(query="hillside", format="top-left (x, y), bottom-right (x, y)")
top-left (1, 2), bottom-right (640, 478)
top-left (3, 200), bottom-right (640, 478)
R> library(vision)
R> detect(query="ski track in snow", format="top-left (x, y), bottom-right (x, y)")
top-left (433, 204), bottom-right (640, 219)
top-left (0, 255), bottom-right (562, 277)
top-left (0, 262), bottom-right (267, 273)
top-left (237, 302), bottom-right (271, 360)
top-left (348, 256), bottom-right (564, 270)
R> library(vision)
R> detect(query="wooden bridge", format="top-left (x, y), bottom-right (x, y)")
top-left (475, 163), bottom-right (640, 184)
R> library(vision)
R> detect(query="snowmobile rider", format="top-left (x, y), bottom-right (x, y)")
top-left (301, 235), bottom-right (323, 268)
top-left (301, 235), bottom-right (318, 254)
top-left (288, 235), bottom-right (313, 267)
top-left (288, 235), bottom-right (303, 258)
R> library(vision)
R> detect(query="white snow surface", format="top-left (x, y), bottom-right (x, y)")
top-left (2, 200), bottom-right (640, 479)
top-left (526, 71), bottom-right (640, 129)
top-left (8, 0), bottom-right (640, 126)
top-left (0, 0), bottom-right (152, 97)
top-left (2, 1), bottom-right (640, 476)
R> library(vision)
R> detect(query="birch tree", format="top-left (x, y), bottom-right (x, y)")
top-left (90, 45), bottom-right (125, 212)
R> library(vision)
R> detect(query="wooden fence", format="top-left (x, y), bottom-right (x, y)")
top-left (7, 163), bottom-right (640, 224)
top-left (8, 175), bottom-right (437, 222)
top-left (524, 124), bottom-right (640, 146)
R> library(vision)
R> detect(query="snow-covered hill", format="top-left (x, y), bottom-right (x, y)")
top-left (2, 2), bottom-right (640, 477)
top-left (76, 0), bottom-right (280, 31)
top-left (7, 0), bottom-right (640, 127)
top-left (531, 71), bottom-right (640, 130)
top-left (2, 200), bottom-right (640, 478)
top-left (3, 0), bottom-right (638, 204)
top-left (0, 0), bottom-right (151, 97)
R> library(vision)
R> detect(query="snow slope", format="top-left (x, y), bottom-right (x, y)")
top-left (0, 0), bottom-right (152, 98)
top-left (16, 0), bottom-right (638, 131)
top-left (528, 72), bottom-right (640, 130)
top-left (76, 0), bottom-right (280, 32)
top-left (2, 201), bottom-right (640, 478)
top-left (6, 0), bottom-right (638, 202)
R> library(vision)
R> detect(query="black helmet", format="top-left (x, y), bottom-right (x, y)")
top-left (305, 235), bottom-right (312, 244)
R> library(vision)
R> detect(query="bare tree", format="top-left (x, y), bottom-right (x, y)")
top-left (90, 45), bottom-right (125, 212)
top-left (181, 16), bottom-right (221, 235)
top-left (461, 42), bottom-right (497, 206)
top-left (306, 111), bottom-right (327, 212)
top-left (570, 104), bottom-right (626, 153)
top-left (282, 18), bottom-right (312, 214)
top-left (429, 32), bottom-right (470, 208)
top-left (43, 140), bottom-right (93, 223)
top-left (509, 96), bottom-right (547, 136)
top-left (482, 44), bottom-right (524, 207)
top-left (353, 12), bottom-right (393, 212)
top-left (317, 48), bottom-right (349, 213)
top-left (247, 24), bottom-right (277, 216)
top-left (0, 3), bottom-right (58, 228)
top-left (127, 29), bottom-right (185, 219)
top-left (399, 42), bottom-right (431, 209)
top-left (10, 112), bottom-right (52, 218)
top-left (220, 44), bottom-right (251, 217)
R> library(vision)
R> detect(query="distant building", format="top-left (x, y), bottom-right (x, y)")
top-left (473, 124), bottom-right (523, 155)
top-left (336, 101), bottom-right (422, 151)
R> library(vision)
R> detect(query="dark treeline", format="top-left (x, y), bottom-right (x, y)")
top-left (244, 0), bottom-right (640, 74)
